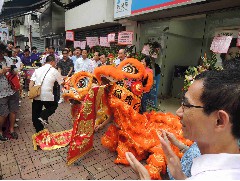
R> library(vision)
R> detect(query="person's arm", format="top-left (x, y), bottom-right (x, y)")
top-left (58, 67), bottom-right (62, 75)
top-left (158, 131), bottom-right (187, 180)
top-left (125, 152), bottom-right (151, 180)
top-left (0, 67), bottom-right (9, 76)
top-left (29, 80), bottom-right (34, 90)
top-left (67, 67), bottom-right (73, 77)
top-left (55, 70), bottom-right (64, 85)
top-left (163, 131), bottom-right (189, 153)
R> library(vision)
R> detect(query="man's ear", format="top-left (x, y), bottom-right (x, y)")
top-left (216, 110), bottom-right (231, 129)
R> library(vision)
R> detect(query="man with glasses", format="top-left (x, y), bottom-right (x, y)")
top-left (126, 69), bottom-right (240, 179)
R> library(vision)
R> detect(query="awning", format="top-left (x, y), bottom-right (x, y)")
top-left (0, 0), bottom-right (49, 21)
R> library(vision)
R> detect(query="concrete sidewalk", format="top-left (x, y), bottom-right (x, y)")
top-left (0, 97), bottom-right (139, 180)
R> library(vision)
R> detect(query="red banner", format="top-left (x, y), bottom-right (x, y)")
top-left (66, 31), bottom-right (74, 41)
top-left (67, 87), bottom-right (99, 165)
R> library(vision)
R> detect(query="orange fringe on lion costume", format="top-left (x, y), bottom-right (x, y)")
top-left (94, 58), bottom-right (192, 179)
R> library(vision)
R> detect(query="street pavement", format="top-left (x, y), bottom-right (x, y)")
top-left (0, 96), bottom-right (139, 180)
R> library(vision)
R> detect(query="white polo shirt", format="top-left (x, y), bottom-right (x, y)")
top-left (74, 57), bottom-right (94, 73)
top-left (30, 64), bottom-right (63, 101)
top-left (188, 153), bottom-right (240, 180)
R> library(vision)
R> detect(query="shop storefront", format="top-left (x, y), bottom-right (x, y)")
top-left (114, 0), bottom-right (240, 101)
top-left (40, 1), bottom-right (65, 51)
top-left (65, 0), bottom-right (124, 51)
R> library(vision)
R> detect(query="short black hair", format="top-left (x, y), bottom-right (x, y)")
top-left (7, 41), bottom-right (14, 45)
top-left (15, 46), bottom-right (20, 49)
top-left (195, 69), bottom-right (240, 139)
top-left (75, 47), bottom-right (81, 51)
top-left (100, 53), bottom-right (106, 57)
top-left (62, 49), bottom-right (69, 54)
top-left (31, 46), bottom-right (37, 51)
top-left (222, 58), bottom-right (240, 70)
top-left (49, 46), bottom-right (55, 50)
top-left (46, 55), bottom-right (55, 63)
top-left (24, 49), bottom-right (30, 52)
top-left (143, 55), bottom-right (152, 68)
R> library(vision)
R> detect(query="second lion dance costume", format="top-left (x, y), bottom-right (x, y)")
top-left (32, 58), bottom-right (192, 179)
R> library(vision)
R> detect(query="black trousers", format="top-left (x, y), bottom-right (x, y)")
top-left (32, 99), bottom-right (58, 133)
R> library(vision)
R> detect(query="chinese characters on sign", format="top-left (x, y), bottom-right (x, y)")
top-left (118, 31), bottom-right (133, 45)
top-left (86, 37), bottom-right (99, 48)
top-left (80, 41), bottom-right (86, 50)
top-left (114, 0), bottom-right (132, 19)
top-left (210, 36), bottom-right (233, 54)
top-left (66, 31), bottom-right (74, 41)
top-left (108, 33), bottom-right (115, 42)
top-left (74, 41), bottom-right (81, 48)
top-left (100, 37), bottom-right (110, 47)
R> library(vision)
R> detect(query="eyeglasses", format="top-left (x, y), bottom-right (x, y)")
top-left (181, 98), bottom-right (204, 111)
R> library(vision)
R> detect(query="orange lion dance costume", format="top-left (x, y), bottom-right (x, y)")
top-left (94, 58), bottom-right (192, 179)
top-left (32, 58), bottom-right (192, 179)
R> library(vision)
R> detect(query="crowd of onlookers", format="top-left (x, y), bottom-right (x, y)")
top-left (0, 40), bottom-right (153, 141)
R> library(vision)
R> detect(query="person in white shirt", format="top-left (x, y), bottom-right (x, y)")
top-left (113, 49), bottom-right (126, 67)
top-left (11, 49), bottom-right (23, 71)
top-left (126, 69), bottom-right (240, 180)
top-left (74, 49), bottom-right (94, 73)
top-left (29, 55), bottom-right (64, 133)
top-left (92, 51), bottom-right (102, 69)
top-left (71, 47), bottom-right (82, 71)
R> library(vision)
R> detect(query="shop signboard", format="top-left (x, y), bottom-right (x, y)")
top-left (100, 37), bottom-right (110, 47)
top-left (114, 0), bottom-right (206, 18)
top-left (108, 33), bottom-right (116, 42)
top-left (118, 31), bottom-right (133, 45)
top-left (237, 32), bottom-right (240, 47)
top-left (80, 41), bottom-right (86, 50)
top-left (114, 0), bottom-right (132, 19)
top-left (210, 36), bottom-right (232, 54)
top-left (86, 37), bottom-right (99, 48)
top-left (74, 41), bottom-right (81, 48)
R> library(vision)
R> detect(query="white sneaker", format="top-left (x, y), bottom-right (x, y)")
top-left (14, 123), bottom-right (19, 128)
top-left (38, 117), bottom-right (49, 125)
top-left (58, 98), bottom-right (64, 104)
top-left (16, 118), bottom-right (20, 122)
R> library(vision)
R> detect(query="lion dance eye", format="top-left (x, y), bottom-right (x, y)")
top-left (76, 77), bottom-right (89, 88)
top-left (122, 64), bottom-right (138, 74)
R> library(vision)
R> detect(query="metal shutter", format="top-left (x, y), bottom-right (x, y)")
top-left (32, 37), bottom-right (45, 53)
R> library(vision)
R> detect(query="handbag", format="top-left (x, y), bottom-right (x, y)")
top-left (5, 71), bottom-right (21, 91)
top-left (29, 67), bottom-right (51, 99)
